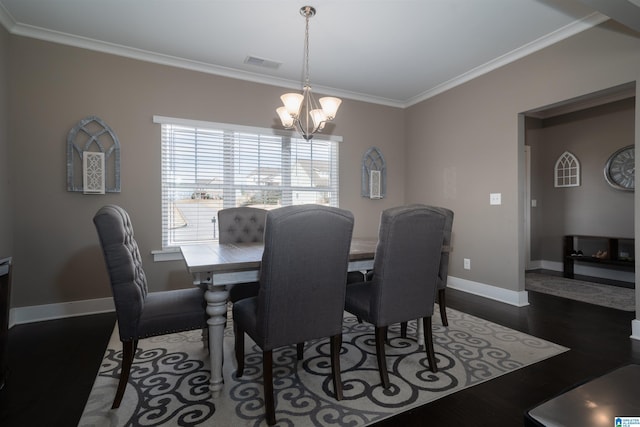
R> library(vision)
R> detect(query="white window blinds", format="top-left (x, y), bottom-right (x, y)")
top-left (155, 116), bottom-right (340, 249)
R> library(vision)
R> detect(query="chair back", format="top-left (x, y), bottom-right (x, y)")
top-left (370, 205), bottom-right (445, 326)
top-left (93, 205), bottom-right (148, 341)
top-left (218, 207), bottom-right (267, 243)
top-left (419, 205), bottom-right (454, 291)
top-left (257, 204), bottom-right (354, 350)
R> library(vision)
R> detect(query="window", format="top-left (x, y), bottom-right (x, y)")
top-left (554, 151), bottom-right (580, 188)
top-left (155, 116), bottom-right (341, 249)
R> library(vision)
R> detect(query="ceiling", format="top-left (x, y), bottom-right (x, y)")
top-left (0, 0), bottom-right (638, 108)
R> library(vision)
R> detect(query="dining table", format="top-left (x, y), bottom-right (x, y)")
top-left (180, 237), bottom-right (377, 396)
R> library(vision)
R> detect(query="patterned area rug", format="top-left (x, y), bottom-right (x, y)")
top-left (79, 306), bottom-right (567, 426)
top-left (526, 272), bottom-right (635, 312)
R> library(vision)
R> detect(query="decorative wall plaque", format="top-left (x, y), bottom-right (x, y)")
top-left (83, 152), bottom-right (105, 194)
top-left (67, 116), bottom-right (120, 193)
top-left (361, 147), bottom-right (386, 199)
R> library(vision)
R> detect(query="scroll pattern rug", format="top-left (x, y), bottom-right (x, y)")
top-left (525, 272), bottom-right (635, 311)
top-left (79, 306), bottom-right (567, 426)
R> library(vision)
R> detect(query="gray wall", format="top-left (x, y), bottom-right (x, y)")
top-left (2, 19), bottom-right (640, 316)
top-left (6, 36), bottom-right (405, 308)
top-left (404, 21), bottom-right (640, 293)
top-left (0, 25), bottom-right (10, 258)
top-left (528, 98), bottom-right (635, 263)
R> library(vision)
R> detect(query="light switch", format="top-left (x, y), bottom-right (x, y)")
top-left (531, 199), bottom-right (537, 208)
top-left (490, 193), bottom-right (501, 205)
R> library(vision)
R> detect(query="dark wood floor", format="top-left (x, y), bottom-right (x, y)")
top-left (0, 283), bottom-right (638, 427)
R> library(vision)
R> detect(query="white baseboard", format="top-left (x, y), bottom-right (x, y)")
top-left (10, 279), bottom-right (637, 341)
top-left (10, 278), bottom-right (529, 326)
top-left (11, 279), bottom-right (530, 326)
top-left (533, 260), bottom-right (635, 283)
top-left (631, 320), bottom-right (640, 341)
top-left (9, 297), bottom-right (115, 327)
top-left (448, 276), bottom-right (529, 307)
top-left (527, 260), bottom-right (544, 270)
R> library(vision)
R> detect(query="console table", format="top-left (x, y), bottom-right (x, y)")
top-left (563, 235), bottom-right (634, 279)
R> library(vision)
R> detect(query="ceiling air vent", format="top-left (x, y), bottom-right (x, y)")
top-left (244, 56), bottom-right (281, 69)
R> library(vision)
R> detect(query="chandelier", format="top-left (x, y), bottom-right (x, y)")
top-left (276, 6), bottom-right (341, 141)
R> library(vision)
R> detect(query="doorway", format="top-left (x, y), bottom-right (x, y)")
top-left (521, 83), bottom-right (636, 286)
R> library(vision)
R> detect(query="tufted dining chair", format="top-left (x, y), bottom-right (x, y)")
top-left (344, 205), bottom-right (445, 389)
top-left (217, 206), bottom-right (267, 302)
top-left (364, 205), bottom-right (454, 334)
top-left (233, 204), bottom-right (354, 425)
top-left (93, 205), bottom-right (208, 409)
top-left (218, 206), bottom-right (267, 244)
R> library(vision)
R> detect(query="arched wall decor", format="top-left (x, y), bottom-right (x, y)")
top-left (361, 147), bottom-right (386, 199)
top-left (67, 116), bottom-right (121, 193)
top-left (554, 151), bottom-right (580, 188)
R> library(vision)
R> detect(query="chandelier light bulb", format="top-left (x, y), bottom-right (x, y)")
top-left (319, 97), bottom-right (342, 120)
top-left (280, 93), bottom-right (304, 117)
top-left (310, 109), bottom-right (327, 130)
top-left (276, 106), bottom-right (295, 128)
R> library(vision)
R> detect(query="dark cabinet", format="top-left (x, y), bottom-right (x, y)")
top-left (563, 236), bottom-right (634, 279)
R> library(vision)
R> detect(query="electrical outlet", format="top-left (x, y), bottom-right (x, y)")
top-left (464, 258), bottom-right (471, 270)
top-left (490, 193), bottom-right (501, 205)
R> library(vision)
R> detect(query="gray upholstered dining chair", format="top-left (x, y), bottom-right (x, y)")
top-left (233, 204), bottom-right (354, 426)
top-left (365, 204), bottom-right (454, 333)
top-left (218, 206), bottom-right (267, 244)
top-left (344, 205), bottom-right (445, 389)
top-left (93, 205), bottom-right (208, 409)
top-left (217, 206), bottom-right (267, 302)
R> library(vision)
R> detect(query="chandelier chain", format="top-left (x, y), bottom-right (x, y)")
top-left (304, 8), bottom-right (311, 87)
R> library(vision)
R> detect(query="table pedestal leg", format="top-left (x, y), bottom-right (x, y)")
top-left (205, 285), bottom-right (228, 397)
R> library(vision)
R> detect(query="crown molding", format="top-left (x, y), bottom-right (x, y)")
top-left (0, 8), bottom-right (608, 109)
top-left (4, 17), bottom-right (407, 108)
top-left (404, 12), bottom-right (609, 108)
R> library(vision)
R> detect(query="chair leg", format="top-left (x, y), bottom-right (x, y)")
top-left (112, 340), bottom-right (136, 409)
top-left (263, 350), bottom-right (276, 426)
top-left (234, 323), bottom-right (245, 377)
top-left (296, 342), bottom-right (304, 361)
top-left (422, 317), bottom-right (438, 373)
top-left (400, 322), bottom-right (408, 338)
top-left (374, 326), bottom-right (390, 389)
top-left (438, 288), bottom-right (448, 326)
top-left (330, 335), bottom-right (343, 400)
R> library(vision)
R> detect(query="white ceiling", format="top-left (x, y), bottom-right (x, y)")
top-left (0, 0), bottom-right (638, 108)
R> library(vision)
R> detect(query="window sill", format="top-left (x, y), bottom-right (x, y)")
top-left (152, 248), bottom-right (183, 262)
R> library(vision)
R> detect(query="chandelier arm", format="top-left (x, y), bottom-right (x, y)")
top-left (294, 118), bottom-right (313, 141)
